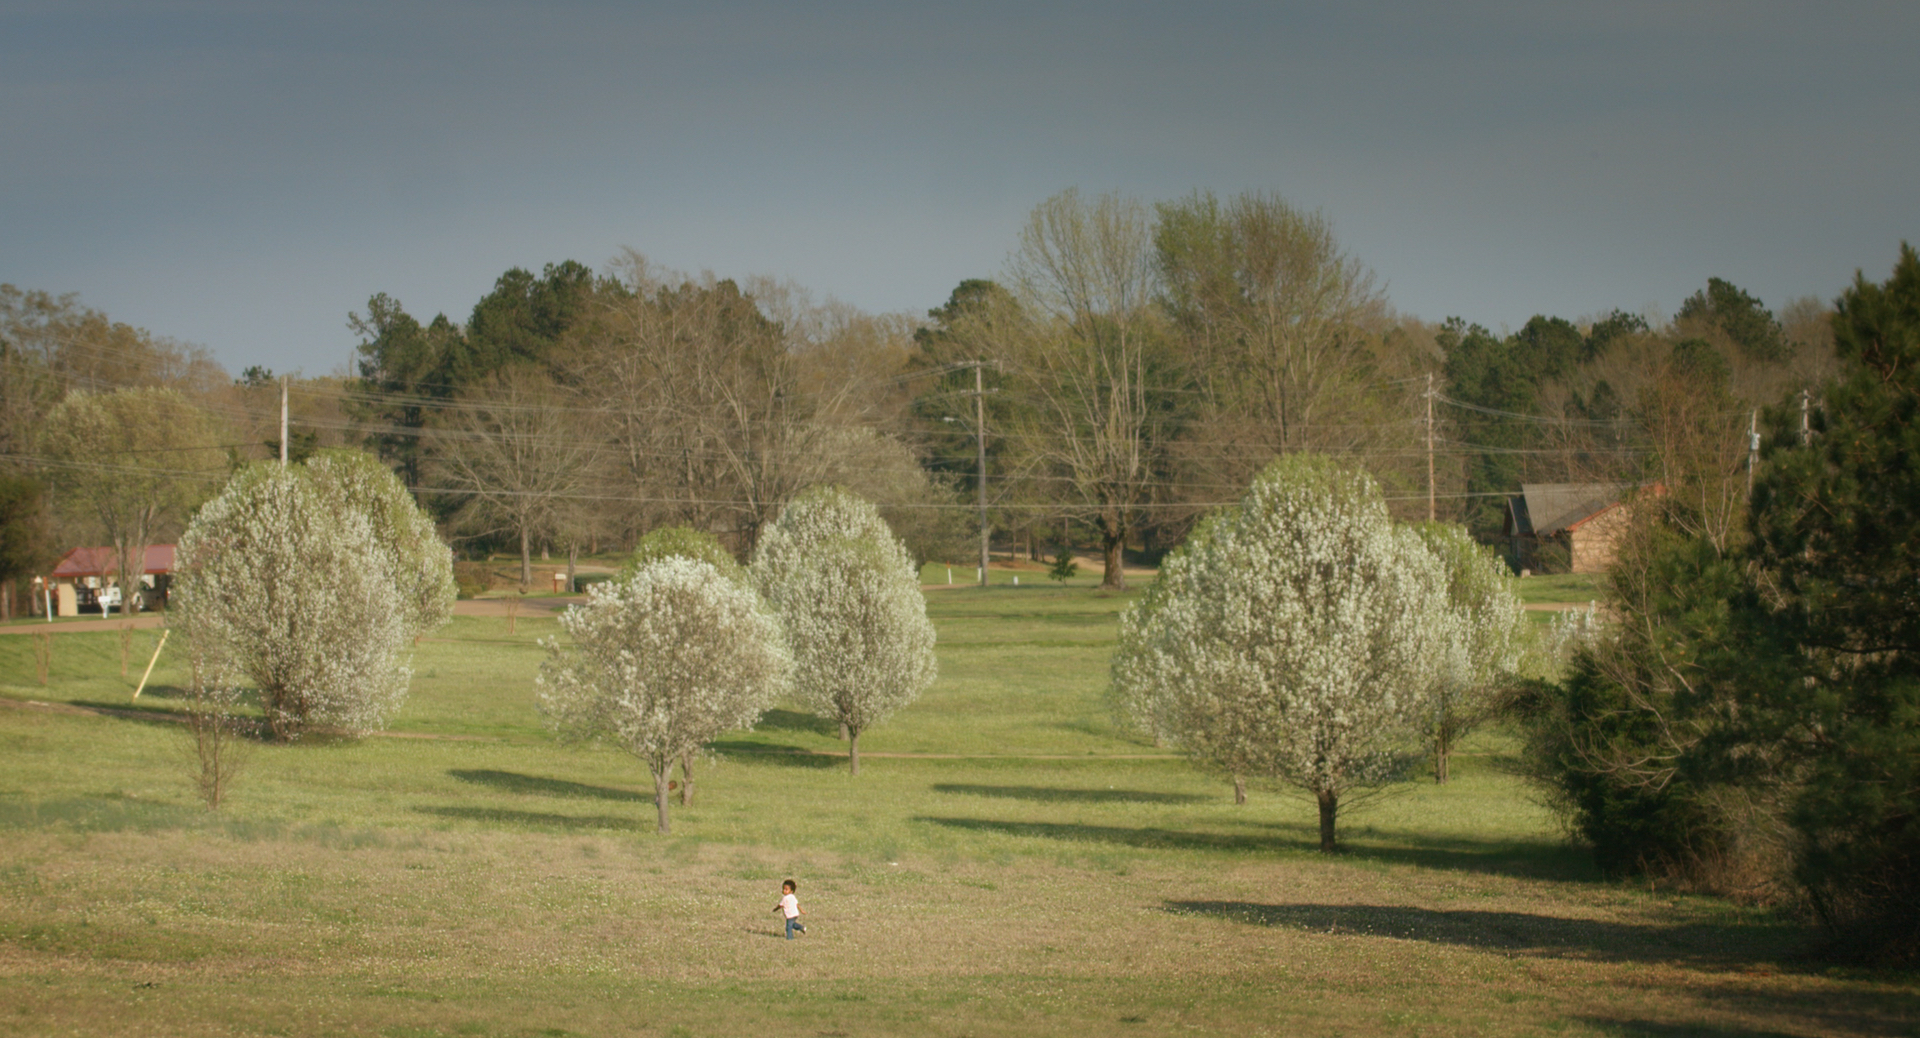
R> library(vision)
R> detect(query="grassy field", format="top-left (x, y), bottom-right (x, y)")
top-left (1512, 573), bottom-right (1603, 606)
top-left (1, 582), bottom-right (1915, 1037)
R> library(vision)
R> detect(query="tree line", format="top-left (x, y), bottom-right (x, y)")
top-left (0, 187), bottom-right (1838, 607)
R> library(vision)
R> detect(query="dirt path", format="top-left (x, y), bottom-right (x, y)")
top-left (0, 615), bottom-right (167, 635)
top-left (453, 597), bottom-right (582, 617)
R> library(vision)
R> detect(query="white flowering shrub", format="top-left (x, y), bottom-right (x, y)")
top-left (1413, 522), bottom-right (1527, 783)
top-left (751, 485), bottom-right (901, 594)
top-left (618, 525), bottom-right (748, 587)
top-left (175, 464), bottom-right (414, 739)
top-left (1112, 455), bottom-right (1454, 850)
top-left (1543, 600), bottom-right (1605, 669)
top-left (536, 558), bottom-right (790, 833)
top-left (301, 449), bottom-right (456, 639)
top-left (752, 487), bottom-right (936, 775)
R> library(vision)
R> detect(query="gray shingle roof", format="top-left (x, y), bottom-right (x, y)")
top-left (1509, 484), bottom-right (1630, 537)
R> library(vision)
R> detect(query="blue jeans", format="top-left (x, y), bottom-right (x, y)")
top-left (785, 916), bottom-right (804, 939)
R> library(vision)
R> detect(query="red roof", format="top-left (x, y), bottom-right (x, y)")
top-left (51, 545), bottom-right (176, 578)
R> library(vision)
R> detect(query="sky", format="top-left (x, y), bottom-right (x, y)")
top-left (3, 1), bottom-right (1916, 375)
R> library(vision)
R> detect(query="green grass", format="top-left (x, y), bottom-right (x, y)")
top-left (1, 583), bottom-right (1914, 1037)
top-left (1513, 572), bottom-right (1604, 605)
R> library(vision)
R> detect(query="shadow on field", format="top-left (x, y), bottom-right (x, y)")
top-left (917, 816), bottom-right (1594, 880)
top-left (707, 741), bottom-right (844, 768)
top-left (1165, 901), bottom-right (1801, 965)
top-left (932, 784), bottom-right (1209, 805)
top-left (753, 709), bottom-right (839, 737)
top-left (414, 805), bottom-right (639, 830)
top-left (448, 769), bottom-right (646, 802)
top-left (68, 699), bottom-right (189, 726)
top-left (1569, 1022), bottom-right (1799, 1038)
top-left (1580, 980), bottom-right (1920, 1038)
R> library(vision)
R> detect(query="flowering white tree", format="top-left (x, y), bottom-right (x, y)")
top-left (616, 523), bottom-right (750, 804)
top-left (1413, 522), bottom-right (1526, 783)
top-left (175, 464), bottom-right (417, 740)
top-left (1112, 455), bottom-right (1453, 851)
top-left (537, 558), bottom-right (789, 833)
top-left (753, 486), bottom-right (937, 774)
top-left (301, 449), bottom-right (455, 640)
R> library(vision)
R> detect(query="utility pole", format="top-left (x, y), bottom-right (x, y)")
top-left (972, 362), bottom-right (988, 587)
top-left (280, 375), bottom-right (290, 468)
top-left (943, 363), bottom-right (991, 587)
top-left (1800, 388), bottom-right (1811, 447)
top-left (1425, 372), bottom-right (1436, 523)
top-left (1746, 409), bottom-right (1759, 497)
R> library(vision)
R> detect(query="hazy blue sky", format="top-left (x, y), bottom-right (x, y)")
top-left (4, 1), bottom-right (1915, 374)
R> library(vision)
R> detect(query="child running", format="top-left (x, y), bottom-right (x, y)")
top-left (773, 879), bottom-right (806, 939)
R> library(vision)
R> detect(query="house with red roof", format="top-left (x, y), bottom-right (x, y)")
top-left (47, 545), bottom-right (175, 616)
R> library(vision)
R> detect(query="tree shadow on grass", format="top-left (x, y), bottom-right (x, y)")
top-left (414, 805), bottom-right (639, 831)
top-left (707, 741), bottom-right (844, 769)
top-left (753, 709), bottom-right (838, 737)
top-left (1582, 982), bottom-right (1920, 1038)
top-left (916, 816), bottom-right (1597, 881)
top-left (932, 783), bottom-right (1209, 805)
top-left (1568, 1021), bottom-right (1801, 1038)
top-left (1165, 900), bottom-right (1809, 965)
top-left (448, 769), bottom-right (646, 802)
top-left (67, 699), bottom-right (188, 726)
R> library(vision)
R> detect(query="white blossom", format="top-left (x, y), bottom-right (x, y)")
top-left (536, 557), bottom-right (790, 832)
top-left (1111, 455), bottom-right (1454, 849)
top-left (1414, 522), bottom-right (1527, 782)
top-left (300, 449), bottom-right (456, 640)
top-left (175, 463), bottom-right (417, 739)
top-left (751, 486), bottom-right (936, 774)
top-left (1544, 600), bottom-right (1605, 669)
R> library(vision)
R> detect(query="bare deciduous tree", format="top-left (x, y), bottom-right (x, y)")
top-left (431, 368), bottom-right (603, 588)
top-left (39, 388), bottom-right (227, 612)
top-left (1003, 189), bottom-right (1181, 589)
top-left (181, 647), bottom-right (253, 810)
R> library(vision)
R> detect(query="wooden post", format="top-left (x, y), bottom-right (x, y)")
top-left (132, 628), bottom-right (171, 700)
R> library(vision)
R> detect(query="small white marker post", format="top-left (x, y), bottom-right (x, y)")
top-left (132, 628), bottom-right (170, 700)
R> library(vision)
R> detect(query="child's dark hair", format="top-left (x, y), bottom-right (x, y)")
top-left (782, 878), bottom-right (796, 891)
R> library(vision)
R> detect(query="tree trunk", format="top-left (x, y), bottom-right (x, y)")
top-left (1317, 788), bottom-right (1338, 852)
top-left (653, 766), bottom-right (672, 834)
top-left (837, 721), bottom-right (848, 741)
top-left (848, 728), bottom-right (861, 776)
top-left (1100, 524), bottom-right (1127, 590)
top-left (566, 542), bottom-right (578, 594)
top-left (1233, 775), bottom-right (1247, 805)
top-left (519, 527), bottom-right (532, 589)
top-left (1435, 728), bottom-right (1451, 784)
top-left (679, 752), bottom-right (695, 806)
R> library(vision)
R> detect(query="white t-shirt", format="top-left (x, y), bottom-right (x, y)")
top-left (779, 893), bottom-right (800, 919)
